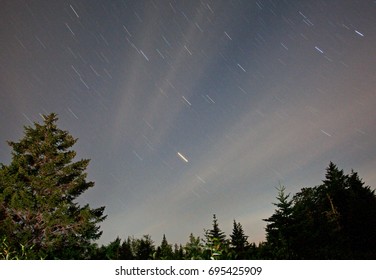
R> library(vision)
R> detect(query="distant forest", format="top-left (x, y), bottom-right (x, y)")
top-left (1, 113), bottom-right (375, 259)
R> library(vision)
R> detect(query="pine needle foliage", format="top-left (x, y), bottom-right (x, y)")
top-left (0, 113), bottom-right (106, 259)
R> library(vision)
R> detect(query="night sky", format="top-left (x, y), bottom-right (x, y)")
top-left (1, 0), bottom-right (376, 245)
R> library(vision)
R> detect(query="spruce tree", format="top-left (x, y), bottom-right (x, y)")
top-left (263, 186), bottom-right (294, 259)
top-left (0, 113), bottom-right (106, 259)
top-left (119, 238), bottom-right (135, 259)
top-left (345, 171), bottom-right (376, 258)
top-left (173, 243), bottom-right (184, 260)
top-left (230, 220), bottom-right (249, 259)
top-left (204, 214), bottom-right (228, 259)
top-left (289, 163), bottom-right (376, 259)
top-left (136, 235), bottom-right (155, 260)
top-left (184, 233), bottom-right (203, 259)
top-left (206, 214), bottom-right (226, 242)
top-left (155, 234), bottom-right (173, 259)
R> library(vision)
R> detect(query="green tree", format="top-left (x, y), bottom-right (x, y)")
top-left (103, 237), bottom-right (122, 260)
top-left (136, 235), bottom-right (155, 260)
top-left (119, 238), bottom-right (135, 259)
top-left (90, 237), bottom-right (135, 260)
top-left (203, 214), bottom-right (229, 259)
top-left (173, 243), bottom-right (184, 260)
top-left (0, 113), bottom-right (106, 259)
top-left (154, 234), bottom-right (173, 259)
top-left (318, 164), bottom-right (376, 259)
top-left (263, 186), bottom-right (294, 259)
top-left (184, 233), bottom-right (203, 259)
top-left (205, 214), bottom-right (226, 242)
top-left (230, 220), bottom-right (249, 259)
top-left (345, 170), bottom-right (376, 258)
top-left (291, 186), bottom-right (330, 259)
top-left (290, 163), bottom-right (376, 259)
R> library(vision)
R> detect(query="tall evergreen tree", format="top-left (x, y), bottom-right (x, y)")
top-left (345, 170), bottom-right (376, 258)
top-left (291, 163), bottom-right (376, 259)
top-left (206, 214), bottom-right (226, 242)
top-left (173, 243), bottom-right (184, 260)
top-left (230, 220), bottom-right (249, 259)
top-left (103, 237), bottom-right (122, 260)
top-left (155, 234), bottom-right (173, 259)
top-left (291, 186), bottom-right (331, 259)
top-left (184, 233), bottom-right (203, 260)
top-left (263, 186), bottom-right (294, 259)
top-left (204, 214), bottom-right (228, 259)
top-left (90, 237), bottom-right (135, 260)
top-left (322, 165), bottom-right (376, 259)
top-left (136, 235), bottom-right (155, 260)
top-left (0, 113), bottom-right (106, 259)
top-left (119, 238), bottom-right (135, 260)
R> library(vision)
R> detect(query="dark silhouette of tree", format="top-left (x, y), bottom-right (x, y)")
top-left (319, 163), bottom-right (376, 259)
top-left (345, 170), bottom-right (376, 258)
top-left (90, 237), bottom-right (135, 260)
top-left (118, 238), bottom-right (135, 259)
top-left (291, 186), bottom-right (334, 259)
top-left (0, 113), bottom-right (106, 259)
top-left (136, 235), bottom-right (155, 260)
top-left (173, 243), bottom-right (184, 259)
top-left (246, 242), bottom-right (259, 259)
top-left (263, 186), bottom-right (294, 259)
top-left (230, 220), bottom-right (249, 259)
top-left (155, 234), bottom-right (173, 259)
top-left (287, 162), bottom-right (376, 259)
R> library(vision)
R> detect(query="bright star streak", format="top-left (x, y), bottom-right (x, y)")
top-left (177, 152), bottom-right (189, 163)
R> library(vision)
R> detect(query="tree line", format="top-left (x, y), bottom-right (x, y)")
top-left (1, 113), bottom-right (375, 259)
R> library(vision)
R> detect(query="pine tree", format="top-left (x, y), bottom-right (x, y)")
top-left (263, 186), bottom-right (294, 259)
top-left (206, 214), bottom-right (226, 242)
top-left (0, 113), bottom-right (106, 259)
top-left (291, 186), bottom-right (327, 259)
top-left (155, 234), bottom-right (173, 259)
top-left (104, 237), bottom-right (122, 260)
top-left (90, 237), bottom-right (135, 260)
top-left (290, 163), bottom-right (376, 259)
top-left (173, 243), bottom-right (184, 260)
top-left (345, 171), bottom-right (376, 258)
top-left (230, 220), bottom-right (249, 259)
top-left (184, 233), bottom-right (203, 259)
top-left (204, 214), bottom-right (228, 259)
top-left (119, 238), bottom-right (135, 259)
top-left (136, 235), bottom-right (155, 260)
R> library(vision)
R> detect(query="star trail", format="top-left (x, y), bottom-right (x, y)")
top-left (1, 0), bottom-right (376, 245)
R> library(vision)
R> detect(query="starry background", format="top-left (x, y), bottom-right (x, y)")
top-left (1, 0), bottom-right (375, 245)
